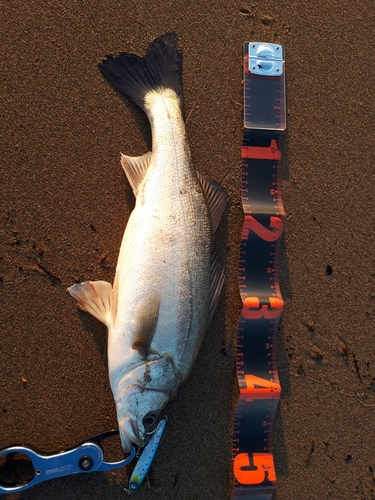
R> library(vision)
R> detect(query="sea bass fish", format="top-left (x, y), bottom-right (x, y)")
top-left (68, 33), bottom-right (227, 453)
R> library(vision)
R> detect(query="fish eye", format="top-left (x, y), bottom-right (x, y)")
top-left (142, 411), bottom-right (160, 431)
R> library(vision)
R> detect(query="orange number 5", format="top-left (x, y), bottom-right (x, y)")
top-left (234, 452), bottom-right (276, 485)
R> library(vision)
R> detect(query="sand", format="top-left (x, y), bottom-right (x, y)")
top-left (1, 1), bottom-right (375, 499)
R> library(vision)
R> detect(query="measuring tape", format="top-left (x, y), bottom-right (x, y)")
top-left (232, 42), bottom-right (286, 499)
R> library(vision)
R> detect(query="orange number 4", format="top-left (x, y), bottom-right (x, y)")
top-left (240, 374), bottom-right (281, 402)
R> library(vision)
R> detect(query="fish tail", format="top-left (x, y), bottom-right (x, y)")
top-left (99, 32), bottom-right (182, 113)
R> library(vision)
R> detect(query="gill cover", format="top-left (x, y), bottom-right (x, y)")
top-left (114, 355), bottom-right (179, 452)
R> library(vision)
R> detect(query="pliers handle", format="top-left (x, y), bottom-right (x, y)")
top-left (0, 430), bottom-right (135, 494)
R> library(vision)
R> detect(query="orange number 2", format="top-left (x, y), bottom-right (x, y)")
top-left (241, 215), bottom-right (284, 242)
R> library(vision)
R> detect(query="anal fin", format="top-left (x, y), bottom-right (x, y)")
top-left (68, 280), bottom-right (112, 327)
top-left (121, 151), bottom-right (152, 196)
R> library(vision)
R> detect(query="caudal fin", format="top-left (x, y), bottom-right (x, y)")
top-left (99, 32), bottom-right (182, 112)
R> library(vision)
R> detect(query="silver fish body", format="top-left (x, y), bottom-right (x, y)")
top-left (68, 33), bottom-right (227, 452)
top-left (111, 88), bottom-right (211, 382)
top-left (110, 88), bottom-right (212, 450)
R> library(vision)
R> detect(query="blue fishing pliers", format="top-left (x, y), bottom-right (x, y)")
top-left (0, 418), bottom-right (167, 494)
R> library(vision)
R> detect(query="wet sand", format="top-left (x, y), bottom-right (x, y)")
top-left (1, 1), bottom-right (375, 499)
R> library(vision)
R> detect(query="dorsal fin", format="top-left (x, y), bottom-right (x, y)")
top-left (131, 292), bottom-right (160, 356)
top-left (196, 170), bottom-right (228, 235)
top-left (207, 254), bottom-right (226, 328)
top-left (68, 281), bottom-right (112, 327)
top-left (120, 151), bottom-right (152, 196)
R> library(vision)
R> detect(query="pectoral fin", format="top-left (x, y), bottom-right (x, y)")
top-left (121, 151), bottom-right (152, 196)
top-left (196, 170), bottom-right (228, 235)
top-left (68, 280), bottom-right (112, 327)
top-left (132, 292), bottom-right (160, 356)
top-left (110, 275), bottom-right (119, 327)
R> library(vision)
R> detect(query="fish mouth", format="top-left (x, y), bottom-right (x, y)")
top-left (119, 412), bottom-right (162, 453)
top-left (119, 416), bottom-right (143, 453)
